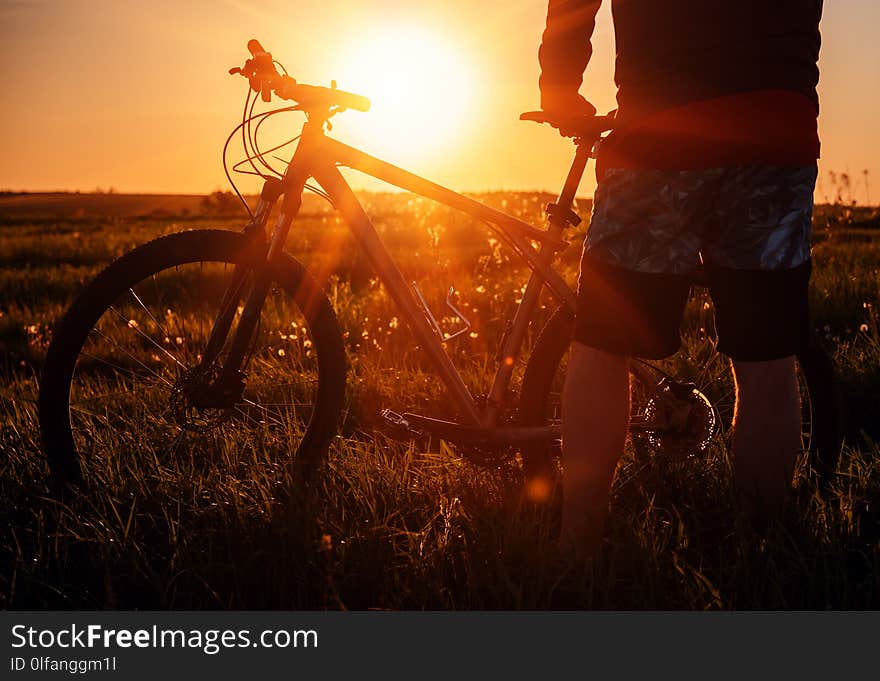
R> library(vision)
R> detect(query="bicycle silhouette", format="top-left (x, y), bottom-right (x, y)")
top-left (39, 40), bottom-right (843, 498)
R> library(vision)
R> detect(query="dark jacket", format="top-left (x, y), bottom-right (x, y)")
top-left (539, 0), bottom-right (823, 123)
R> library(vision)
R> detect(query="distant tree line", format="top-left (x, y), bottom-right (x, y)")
top-left (200, 191), bottom-right (244, 216)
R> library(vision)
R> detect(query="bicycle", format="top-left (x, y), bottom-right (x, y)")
top-left (38, 39), bottom-right (843, 498)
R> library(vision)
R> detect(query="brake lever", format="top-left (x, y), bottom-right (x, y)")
top-left (229, 50), bottom-right (292, 105)
top-left (229, 57), bottom-right (257, 78)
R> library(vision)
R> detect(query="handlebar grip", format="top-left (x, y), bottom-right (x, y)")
top-left (519, 111), bottom-right (615, 137)
top-left (247, 39), bottom-right (267, 56)
top-left (334, 90), bottom-right (371, 113)
top-left (519, 111), bottom-right (549, 123)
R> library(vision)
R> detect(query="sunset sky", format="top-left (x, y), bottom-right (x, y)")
top-left (1, 0), bottom-right (878, 202)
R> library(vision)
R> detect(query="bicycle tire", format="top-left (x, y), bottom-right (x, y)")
top-left (517, 304), bottom-right (844, 491)
top-left (39, 229), bottom-right (347, 490)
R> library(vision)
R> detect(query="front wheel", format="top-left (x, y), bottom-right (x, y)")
top-left (39, 229), bottom-right (347, 491)
top-left (518, 305), bottom-right (843, 493)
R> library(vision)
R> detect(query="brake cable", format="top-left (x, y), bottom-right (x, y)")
top-left (223, 103), bottom-right (298, 215)
top-left (224, 72), bottom-right (342, 214)
top-left (247, 93), bottom-right (282, 178)
top-left (251, 105), bottom-right (289, 178)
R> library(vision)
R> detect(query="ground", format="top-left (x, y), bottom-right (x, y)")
top-left (0, 192), bottom-right (878, 608)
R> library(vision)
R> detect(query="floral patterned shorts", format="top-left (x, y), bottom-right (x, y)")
top-left (574, 165), bottom-right (817, 360)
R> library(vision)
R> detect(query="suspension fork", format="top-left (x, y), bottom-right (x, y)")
top-left (196, 181), bottom-right (281, 372)
top-left (199, 119), bottom-right (323, 393)
top-left (215, 171), bottom-right (308, 384)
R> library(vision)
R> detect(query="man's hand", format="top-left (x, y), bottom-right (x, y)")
top-left (540, 87), bottom-right (597, 117)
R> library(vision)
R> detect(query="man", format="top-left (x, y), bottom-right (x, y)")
top-left (538, 0), bottom-right (824, 557)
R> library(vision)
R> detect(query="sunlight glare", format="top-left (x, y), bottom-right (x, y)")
top-left (332, 26), bottom-right (474, 164)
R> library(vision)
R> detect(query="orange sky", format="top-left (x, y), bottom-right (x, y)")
top-left (1, 1), bottom-right (878, 203)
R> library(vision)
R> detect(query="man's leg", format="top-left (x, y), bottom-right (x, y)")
top-left (561, 167), bottom-right (703, 558)
top-left (705, 165), bottom-right (816, 516)
top-left (730, 356), bottom-right (802, 517)
top-left (559, 341), bottom-right (630, 558)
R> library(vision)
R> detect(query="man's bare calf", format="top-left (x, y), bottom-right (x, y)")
top-left (559, 346), bottom-right (802, 559)
top-left (730, 356), bottom-right (803, 518)
top-left (559, 342), bottom-right (630, 559)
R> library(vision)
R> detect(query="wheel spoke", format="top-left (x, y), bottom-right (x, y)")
top-left (80, 341), bottom-right (173, 388)
top-left (108, 302), bottom-right (189, 370)
top-left (240, 398), bottom-right (295, 429)
top-left (128, 287), bottom-right (173, 345)
top-left (234, 404), bottom-right (272, 430)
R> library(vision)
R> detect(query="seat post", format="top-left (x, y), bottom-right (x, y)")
top-left (559, 142), bottom-right (592, 208)
top-left (546, 143), bottom-right (591, 237)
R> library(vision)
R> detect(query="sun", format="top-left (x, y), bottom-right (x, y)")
top-left (331, 25), bottom-right (474, 164)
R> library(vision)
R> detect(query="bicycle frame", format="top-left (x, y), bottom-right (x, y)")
top-left (212, 117), bottom-right (592, 433)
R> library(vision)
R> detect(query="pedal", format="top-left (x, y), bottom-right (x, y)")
top-left (380, 409), bottom-right (423, 437)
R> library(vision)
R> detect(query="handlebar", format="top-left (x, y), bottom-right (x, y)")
top-left (230, 38), bottom-right (371, 113)
top-left (234, 39), bottom-right (610, 134)
top-left (520, 110), bottom-right (615, 141)
top-left (277, 80), bottom-right (371, 113)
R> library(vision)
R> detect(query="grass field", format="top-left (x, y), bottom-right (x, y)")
top-left (1, 192), bottom-right (878, 609)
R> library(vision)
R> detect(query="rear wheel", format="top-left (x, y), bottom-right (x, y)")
top-left (518, 304), bottom-right (843, 493)
top-left (39, 229), bottom-right (347, 491)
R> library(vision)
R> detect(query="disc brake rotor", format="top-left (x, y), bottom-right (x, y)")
top-left (642, 380), bottom-right (717, 460)
top-left (169, 365), bottom-right (243, 432)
